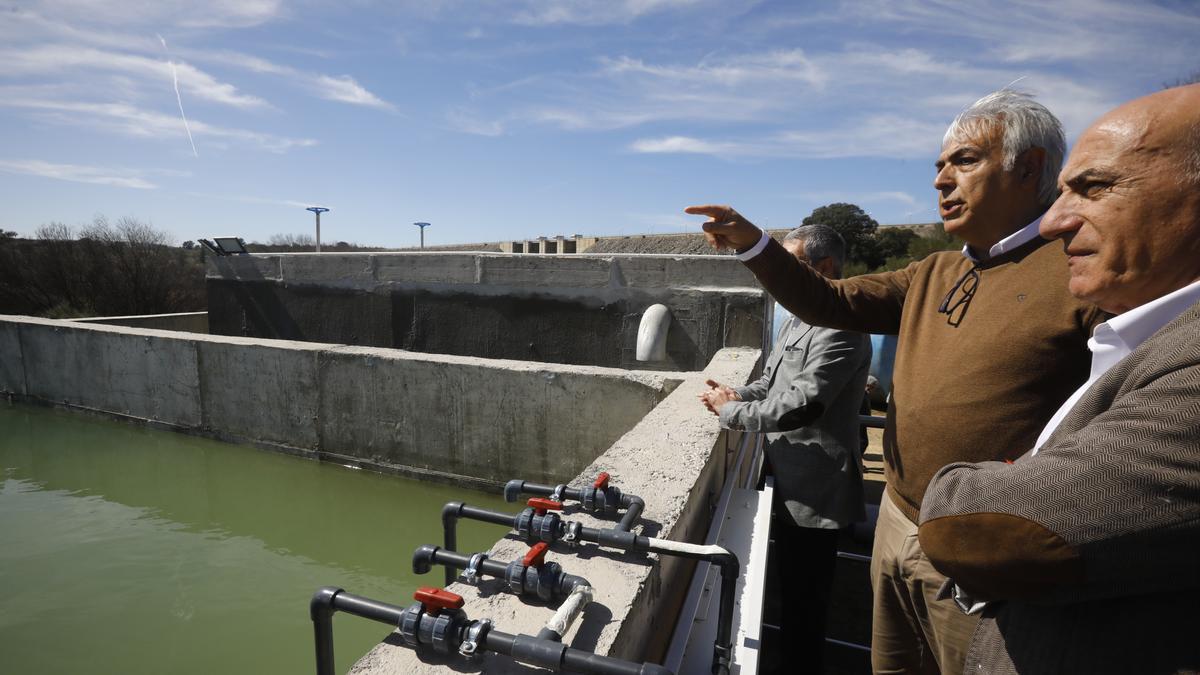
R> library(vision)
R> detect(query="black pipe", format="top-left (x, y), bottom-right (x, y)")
top-left (442, 502), bottom-right (519, 585)
top-left (442, 505), bottom-right (736, 673)
top-left (616, 495), bottom-right (645, 532)
top-left (577, 528), bottom-right (737, 675)
top-left (485, 628), bottom-right (673, 675)
top-left (507, 479), bottom-right (584, 502)
top-left (412, 544), bottom-right (592, 597)
top-left (310, 587), bottom-right (409, 675)
top-left (505, 478), bottom-right (646, 532)
top-left (311, 586), bottom-right (674, 675)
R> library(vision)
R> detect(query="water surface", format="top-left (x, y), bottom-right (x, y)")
top-left (0, 403), bottom-right (512, 674)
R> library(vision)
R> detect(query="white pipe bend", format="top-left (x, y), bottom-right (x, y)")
top-left (636, 304), bottom-right (671, 362)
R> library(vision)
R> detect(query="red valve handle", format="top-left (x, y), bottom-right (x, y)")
top-left (527, 497), bottom-right (563, 515)
top-left (414, 586), bottom-right (464, 612)
top-left (593, 472), bottom-right (611, 490)
top-left (523, 542), bottom-right (550, 568)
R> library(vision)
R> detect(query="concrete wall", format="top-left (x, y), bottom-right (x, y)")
top-left (349, 347), bottom-right (760, 674)
top-left (205, 252), bottom-right (765, 372)
top-left (0, 315), bottom-right (678, 486)
top-left (71, 311), bottom-right (209, 333)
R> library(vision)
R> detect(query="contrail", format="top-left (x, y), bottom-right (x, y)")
top-left (158, 34), bottom-right (198, 157)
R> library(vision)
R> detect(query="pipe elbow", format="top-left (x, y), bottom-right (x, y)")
top-left (560, 573), bottom-right (593, 595)
top-left (309, 586), bottom-right (342, 621)
top-left (635, 304), bottom-right (671, 362)
top-left (412, 545), bottom-right (439, 575)
top-left (442, 501), bottom-right (464, 528)
top-left (503, 480), bottom-right (526, 503)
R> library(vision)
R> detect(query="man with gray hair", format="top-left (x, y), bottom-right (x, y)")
top-left (687, 90), bottom-right (1106, 673)
top-left (701, 224), bottom-right (872, 673)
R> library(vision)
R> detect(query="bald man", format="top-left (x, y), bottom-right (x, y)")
top-left (918, 84), bottom-right (1200, 673)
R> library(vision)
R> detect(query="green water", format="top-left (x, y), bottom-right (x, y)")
top-left (0, 403), bottom-right (513, 674)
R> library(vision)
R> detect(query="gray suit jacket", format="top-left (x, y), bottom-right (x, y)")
top-left (720, 315), bottom-right (872, 529)
top-left (919, 300), bottom-right (1200, 674)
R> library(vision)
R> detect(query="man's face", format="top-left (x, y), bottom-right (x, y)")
top-left (1040, 110), bottom-right (1200, 314)
top-left (934, 123), bottom-right (1032, 248)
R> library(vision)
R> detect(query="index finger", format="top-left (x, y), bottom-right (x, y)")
top-left (684, 204), bottom-right (731, 220)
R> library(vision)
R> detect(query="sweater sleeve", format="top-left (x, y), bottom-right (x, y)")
top-left (917, 362), bottom-right (1200, 605)
top-left (743, 237), bottom-right (912, 335)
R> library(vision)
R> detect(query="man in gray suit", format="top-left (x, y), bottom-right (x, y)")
top-left (919, 83), bottom-right (1200, 673)
top-left (701, 224), bottom-right (872, 671)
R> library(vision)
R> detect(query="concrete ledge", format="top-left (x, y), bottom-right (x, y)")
top-left (0, 315), bottom-right (677, 486)
top-left (197, 338), bottom-right (325, 450)
top-left (349, 347), bottom-right (761, 674)
top-left (206, 253), bottom-right (766, 371)
top-left (16, 317), bottom-right (202, 425)
top-left (71, 311), bottom-right (209, 333)
top-left (207, 252), bottom-right (761, 293)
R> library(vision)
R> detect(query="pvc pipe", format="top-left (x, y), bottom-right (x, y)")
top-left (537, 584), bottom-right (593, 641)
top-left (635, 304), bottom-right (670, 362)
top-left (505, 479), bottom-right (646, 532)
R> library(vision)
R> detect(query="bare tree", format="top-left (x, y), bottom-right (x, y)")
top-left (0, 216), bottom-right (204, 317)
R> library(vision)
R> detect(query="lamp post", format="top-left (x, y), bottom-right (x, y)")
top-left (307, 206), bottom-right (329, 252)
top-left (414, 222), bottom-right (430, 249)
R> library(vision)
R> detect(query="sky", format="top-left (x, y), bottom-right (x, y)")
top-left (1, 0), bottom-right (1197, 247)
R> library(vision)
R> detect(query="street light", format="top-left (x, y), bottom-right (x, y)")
top-left (414, 222), bottom-right (430, 249)
top-left (307, 206), bottom-right (329, 252)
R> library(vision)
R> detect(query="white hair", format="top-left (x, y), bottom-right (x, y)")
top-left (943, 89), bottom-right (1066, 206)
top-left (783, 224), bottom-right (845, 274)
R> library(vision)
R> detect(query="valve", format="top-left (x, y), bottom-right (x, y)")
top-left (414, 586), bottom-right (464, 612)
top-left (523, 542), bottom-right (550, 568)
top-left (506, 542), bottom-right (564, 602)
top-left (527, 497), bottom-right (563, 516)
top-left (399, 587), bottom-right (469, 654)
top-left (593, 472), bottom-right (610, 490)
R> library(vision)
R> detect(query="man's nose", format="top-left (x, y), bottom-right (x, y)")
top-left (1038, 197), bottom-right (1076, 240)
top-left (933, 166), bottom-right (954, 191)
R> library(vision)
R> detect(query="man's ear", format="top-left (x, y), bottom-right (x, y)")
top-left (814, 256), bottom-right (840, 279)
top-left (1018, 147), bottom-right (1046, 186)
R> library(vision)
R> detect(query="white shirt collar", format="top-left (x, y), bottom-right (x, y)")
top-left (1032, 277), bottom-right (1200, 454)
top-left (1090, 277), bottom-right (1200, 374)
top-left (962, 218), bottom-right (1043, 263)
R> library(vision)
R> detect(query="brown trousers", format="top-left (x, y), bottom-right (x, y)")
top-left (870, 494), bottom-right (979, 675)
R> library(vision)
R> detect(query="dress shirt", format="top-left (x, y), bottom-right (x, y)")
top-left (1033, 277), bottom-right (1200, 453)
top-left (962, 219), bottom-right (1042, 262)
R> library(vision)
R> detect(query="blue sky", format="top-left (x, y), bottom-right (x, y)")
top-left (1, 0), bottom-right (1197, 247)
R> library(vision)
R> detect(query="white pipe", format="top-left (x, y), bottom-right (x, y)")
top-left (636, 304), bottom-right (671, 362)
top-left (643, 537), bottom-right (731, 558)
top-left (543, 585), bottom-right (593, 638)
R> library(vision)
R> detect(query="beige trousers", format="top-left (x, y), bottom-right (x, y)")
top-left (870, 494), bottom-right (979, 675)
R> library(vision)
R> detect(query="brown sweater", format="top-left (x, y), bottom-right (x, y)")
top-left (745, 235), bottom-right (1106, 522)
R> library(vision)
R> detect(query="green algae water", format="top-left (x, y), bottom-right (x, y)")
top-left (0, 402), bottom-right (513, 674)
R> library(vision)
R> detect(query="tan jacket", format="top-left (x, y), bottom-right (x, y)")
top-left (919, 300), bottom-right (1200, 674)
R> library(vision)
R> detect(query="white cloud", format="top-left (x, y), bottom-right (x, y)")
top-left (0, 158), bottom-right (157, 189)
top-left (23, 0), bottom-right (284, 29)
top-left (511, 0), bottom-right (716, 25)
top-left (0, 98), bottom-right (318, 153)
top-left (1, 45), bottom-right (269, 109)
top-left (179, 50), bottom-right (395, 110)
top-left (312, 75), bottom-right (394, 110)
top-left (602, 49), bottom-right (826, 87)
top-left (630, 136), bottom-right (742, 154)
